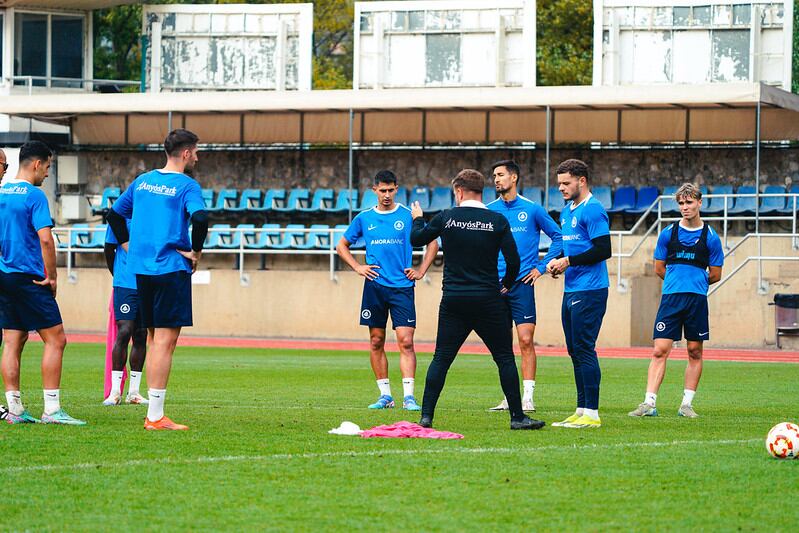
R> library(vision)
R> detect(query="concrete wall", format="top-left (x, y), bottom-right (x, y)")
top-left (72, 146), bottom-right (799, 195)
top-left (56, 233), bottom-right (799, 348)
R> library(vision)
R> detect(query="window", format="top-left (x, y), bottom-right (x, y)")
top-left (13, 12), bottom-right (84, 88)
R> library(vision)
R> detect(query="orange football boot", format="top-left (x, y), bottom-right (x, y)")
top-left (144, 416), bottom-right (189, 430)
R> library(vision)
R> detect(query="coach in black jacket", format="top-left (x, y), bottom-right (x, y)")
top-left (410, 169), bottom-right (545, 431)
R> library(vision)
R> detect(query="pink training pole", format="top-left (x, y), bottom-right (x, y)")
top-left (103, 290), bottom-right (126, 398)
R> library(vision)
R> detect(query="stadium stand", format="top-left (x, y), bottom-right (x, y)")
top-left (607, 186), bottom-right (636, 215)
top-left (522, 186), bottom-right (543, 205)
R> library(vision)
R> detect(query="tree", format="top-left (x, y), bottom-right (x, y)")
top-left (93, 5), bottom-right (143, 84)
top-left (536, 0), bottom-right (593, 86)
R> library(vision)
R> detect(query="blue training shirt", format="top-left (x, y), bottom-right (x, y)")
top-left (111, 170), bottom-right (205, 276)
top-left (560, 194), bottom-right (610, 292)
top-left (488, 194), bottom-right (563, 281)
top-left (343, 204), bottom-right (414, 289)
top-left (654, 223), bottom-right (724, 296)
top-left (105, 221), bottom-right (136, 290)
top-left (0, 179), bottom-right (53, 276)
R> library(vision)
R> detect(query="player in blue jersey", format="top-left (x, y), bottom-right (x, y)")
top-left (546, 159), bottom-right (612, 429)
top-left (107, 129), bottom-right (208, 430)
top-left (336, 170), bottom-right (439, 411)
top-left (486, 160), bottom-right (562, 413)
top-left (102, 220), bottom-right (149, 406)
top-left (0, 141), bottom-right (86, 425)
top-left (629, 183), bottom-right (724, 419)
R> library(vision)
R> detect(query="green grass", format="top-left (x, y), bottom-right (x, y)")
top-left (1, 344), bottom-right (797, 531)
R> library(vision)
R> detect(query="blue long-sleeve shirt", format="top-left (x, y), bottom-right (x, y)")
top-left (487, 194), bottom-right (563, 281)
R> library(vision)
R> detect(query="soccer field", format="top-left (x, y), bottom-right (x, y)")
top-left (2, 343), bottom-right (797, 531)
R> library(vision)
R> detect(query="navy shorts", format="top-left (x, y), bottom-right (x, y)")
top-left (136, 272), bottom-right (193, 328)
top-left (360, 280), bottom-right (416, 330)
top-left (0, 271), bottom-right (62, 331)
top-left (653, 293), bottom-right (709, 342)
top-left (503, 281), bottom-right (536, 325)
top-left (113, 286), bottom-right (142, 324)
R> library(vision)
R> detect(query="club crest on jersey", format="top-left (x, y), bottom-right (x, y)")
top-left (656, 321), bottom-right (666, 332)
top-left (361, 309), bottom-right (372, 319)
top-left (517, 212), bottom-right (528, 222)
top-left (394, 220), bottom-right (405, 231)
top-left (120, 304), bottom-right (131, 314)
top-left (571, 217), bottom-right (578, 228)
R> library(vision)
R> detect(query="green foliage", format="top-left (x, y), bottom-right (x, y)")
top-left (92, 5), bottom-right (143, 83)
top-left (536, 0), bottom-right (594, 86)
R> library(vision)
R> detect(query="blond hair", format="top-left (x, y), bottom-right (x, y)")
top-left (675, 183), bottom-right (702, 201)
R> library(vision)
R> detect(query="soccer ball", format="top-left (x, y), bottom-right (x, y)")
top-left (0, 405), bottom-right (6, 421)
top-left (766, 422), bottom-right (799, 459)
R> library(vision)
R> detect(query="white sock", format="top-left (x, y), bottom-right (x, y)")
top-left (147, 388), bottom-right (166, 421)
top-left (645, 392), bottom-right (657, 407)
top-left (523, 380), bottom-right (535, 402)
top-left (682, 389), bottom-right (696, 406)
top-left (5, 391), bottom-right (23, 416)
top-left (128, 371), bottom-right (143, 395)
top-left (376, 379), bottom-right (391, 397)
top-left (111, 371), bottom-right (123, 396)
top-left (43, 389), bottom-right (60, 415)
top-left (402, 378), bottom-right (414, 398)
top-left (583, 408), bottom-right (599, 420)
top-left (574, 408), bottom-right (584, 417)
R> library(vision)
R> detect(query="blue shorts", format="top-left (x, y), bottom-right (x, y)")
top-left (503, 281), bottom-right (536, 325)
top-left (113, 286), bottom-right (142, 324)
top-left (0, 271), bottom-right (62, 331)
top-left (136, 272), bottom-right (193, 328)
top-left (653, 293), bottom-right (709, 342)
top-left (360, 280), bottom-right (416, 330)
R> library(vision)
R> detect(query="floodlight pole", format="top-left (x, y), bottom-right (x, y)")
top-left (545, 105), bottom-right (551, 209)
top-left (348, 108), bottom-right (354, 223)
top-left (755, 100), bottom-right (761, 234)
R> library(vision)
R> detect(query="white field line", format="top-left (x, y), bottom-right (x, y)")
top-left (1, 438), bottom-right (760, 475)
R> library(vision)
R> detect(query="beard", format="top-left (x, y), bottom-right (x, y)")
top-left (495, 185), bottom-right (511, 195)
top-left (183, 163), bottom-right (195, 177)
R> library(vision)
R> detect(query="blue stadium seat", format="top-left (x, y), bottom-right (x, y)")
top-left (395, 187), bottom-right (409, 207)
top-left (236, 224), bottom-right (257, 248)
top-left (252, 188), bottom-right (286, 213)
top-left (92, 187), bottom-right (121, 215)
top-left (608, 186), bottom-right (636, 214)
top-left (300, 189), bottom-right (334, 213)
top-left (284, 224), bottom-right (310, 249)
top-left (759, 185), bottom-right (787, 215)
top-left (358, 189), bottom-right (378, 212)
top-left (408, 187), bottom-right (430, 210)
top-left (218, 224), bottom-right (252, 249)
top-left (274, 189), bottom-right (310, 213)
top-left (294, 224), bottom-right (331, 250)
top-left (779, 184), bottom-right (799, 214)
top-left (483, 186), bottom-right (497, 205)
top-left (628, 187), bottom-right (660, 215)
top-left (592, 186), bottom-right (613, 211)
top-left (522, 186), bottom-right (543, 205)
top-left (66, 223), bottom-right (90, 248)
top-left (539, 233), bottom-right (552, 251)
top-left (429, 187), bottom-right (453, 213)
top-left (75, 224), bottom-right (107, 249)
top-left (209, 189), bottom-right (238, 213)
top-left (264, 224), bottom-right (294, 250)
top-left (660, 186), bottom-right (680, 216)
top-left (547, 186), bottom-right (564, 215)
top-left (201, 189), bottom-right (214, 210)
top-left (245, 224), bottom-right (280, 249)
top-left (324, 189), bottom-right (358, 213)
top-left (227, 189), bottom-right (262, 213)
top-left (728, 186), bottom-right (757, 215)
top-left (333, 223), bottom-right (364, 249)
top-left (702, 185), bottom-right (733, 215)
top-left (205, 224), bottom-right (231, 249)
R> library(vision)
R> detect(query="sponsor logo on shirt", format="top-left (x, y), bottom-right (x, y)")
top-left (0, 185), bottom-right (29, 195)
top-left (444, 219), bottom-right (494, 231)
top-left (394, 220), bottom-right (405, 231)
top-left (510, 226), bottom-right (528, 233)
top-left (137, 182), bottom-right (178, 196)
top-left (367, 224), bottom-right (377, 231)
top-left (675, 250), bottom-right (696, 260)
top-left (370, 238), bottom-right (404, 245)
top-left (563, 234), bottom-right (582, 241)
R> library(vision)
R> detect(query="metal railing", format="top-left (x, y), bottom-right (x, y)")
top-left (53, 192), bottom-right (798, 291)
top-left (6, 76), bottom-right (140, 95)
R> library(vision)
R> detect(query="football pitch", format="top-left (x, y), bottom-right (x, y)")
top-left (1, 343), bottom-right (797, 531)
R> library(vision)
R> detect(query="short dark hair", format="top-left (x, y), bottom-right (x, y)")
top-left (491, 160), bottom-right (521, 179)
top-left (19, 141), bottom-right (52, 165)
top-left (164, 128), bottom-right (199, 157)
top-left (374, 169), bottom-right (397, 186)
top-left (556, 159), bottom-right (589, 181)
top-left (451, 169), bottom-right (485, 194)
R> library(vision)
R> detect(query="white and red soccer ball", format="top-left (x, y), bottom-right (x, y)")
top-left (766, 422), bottom-right (799, 459)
